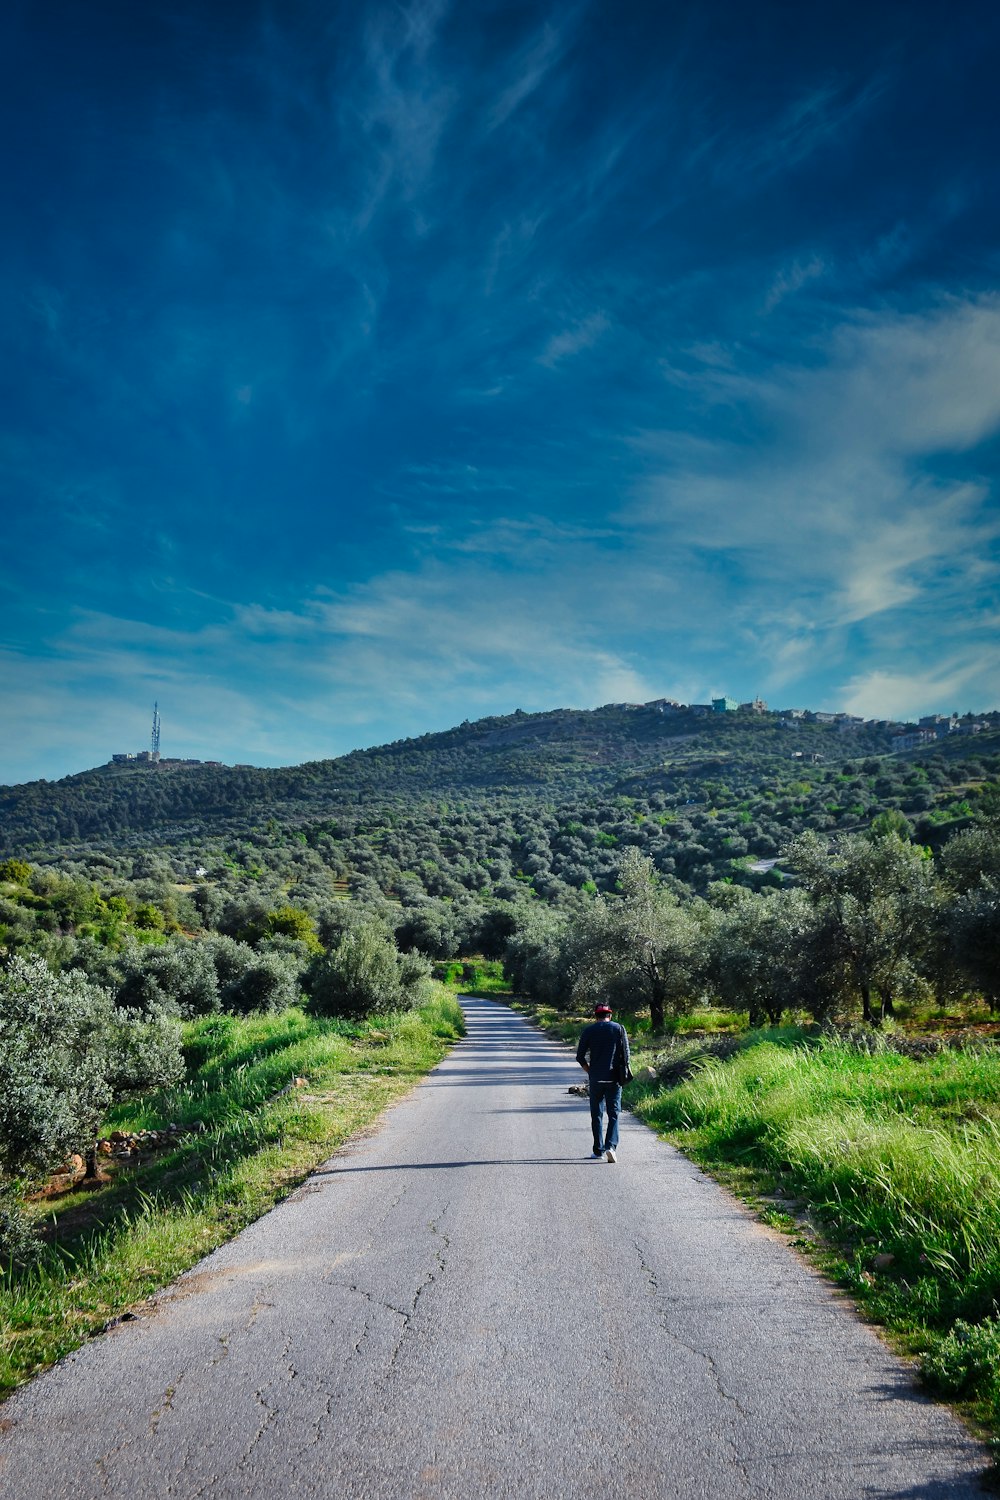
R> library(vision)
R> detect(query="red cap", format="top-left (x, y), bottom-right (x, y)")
top-left (595, 1003), bottom-right (612, 1015)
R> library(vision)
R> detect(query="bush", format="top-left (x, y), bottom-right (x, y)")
top-left (116, 941), bottom-right (220, 1018)
top-left (0, 955), bottom-right (183, 1259)
top-left (307, 921), bottom-right (430, 1019)
top-left (222, 951), bottom-right (300, 1014)
top-left (923, 1317), bottom-right (1000, 1403)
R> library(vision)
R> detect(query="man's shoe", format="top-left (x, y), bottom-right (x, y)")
top-left (591, 1150), bottom-right (604, 1158)
top-left (605, 1146), bottom-right (617, 1162)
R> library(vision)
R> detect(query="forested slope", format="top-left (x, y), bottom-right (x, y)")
top-left (0, 703), bottom-right (961, 853)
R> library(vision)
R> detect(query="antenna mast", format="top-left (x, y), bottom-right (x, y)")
top-left (151, 702), bottom-right (161, 758)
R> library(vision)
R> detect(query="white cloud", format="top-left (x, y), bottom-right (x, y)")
top-left (538, 311), bottom-right (610, 367)
top-left (629, 296), bottom-right (1000, 628)
top-left (839, 654), bottom-right (1000, 722)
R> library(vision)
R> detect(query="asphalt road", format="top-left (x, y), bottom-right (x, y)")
top-left (0, 997), bottom-right (989, 1499)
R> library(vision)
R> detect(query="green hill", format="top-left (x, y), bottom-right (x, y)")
top-left (1, 705), bottom-right (998, 910)
top-left (0, 702), bottom-right (902, 851)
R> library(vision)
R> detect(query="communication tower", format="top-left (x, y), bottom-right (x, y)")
top-left (151, 702), bottom-right (161, 759)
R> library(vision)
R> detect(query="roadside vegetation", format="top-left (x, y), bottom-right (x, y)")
top-left (509, 981), bottom-right (1000, 1441)
top-left (634, 1031), bottom-right (1000, 1428)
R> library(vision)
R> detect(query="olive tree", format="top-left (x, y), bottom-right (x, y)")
top-left (570, 850), bottom-right (706, 1030)
top-left (307, 920), bottom-right (431, 1019)
top-left (704, 885), bottom-right (817, 1027)
top-left (939, 829), bottom-right (1000, 1009)
top-left (786, 829), bottom-right (937, 1024)
top-left (0, 955), bottom-right (183, 1260)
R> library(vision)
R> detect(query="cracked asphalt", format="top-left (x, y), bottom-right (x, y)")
top-left (0, 997), bottom-right (990, 1499)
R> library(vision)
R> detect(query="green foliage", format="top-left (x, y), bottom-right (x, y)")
top-left (638, 1035), bottom-right (1000, 1324)
top-left (947, 880), bottom-right (1000, 1010)
top-left (704, 886), bottom-right (815, 1026)
top-left (0, 710), bottom-right (997, 1035)
top-left (870, 809), bottom-right (913, 841)
top-left (0, 859), bottom-right (31, 886)
top-left (923, 1317), bottom-right (1000, 1406)
top-left (307, 921), bottom-right (432, 1020)
top-left (510, 851), bottom-right (706, 1029)
top-left (222, 951), bottom-right (301, 1015)
top-left (786, 829), bottom-right (937, 1022)
top-left (0, 954), bottom-right (183, 1260)
top-left (117, 941), bottom-right (221, 1019)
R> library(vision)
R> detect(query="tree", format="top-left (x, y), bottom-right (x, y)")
top-left (307, 921), bottom-right (431, 1020)
top-left (786, 830), bottom-right (937, 1024)
top-left (939, 826), bottom-right (1000, 1009)
top-left (0, 955), bottom-right (183, 1259)
top-left (116, 941), bottom-right (220, 1018)
top-left (570, 850), bottom-right (705, 1030)
top-left (222, 950), bottom-right (300, 1014)
top-left (394, 902), bottom-right (461, 959)
top-left (870, 809), bottom-right (913, 841)
top-left (704, 886), bottom-right (816, 1027)
top-left (947, 880), bottom-right (1000, 1010)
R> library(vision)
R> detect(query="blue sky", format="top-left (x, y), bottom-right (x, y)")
top-left (3, 0), bottom-right (999, 784)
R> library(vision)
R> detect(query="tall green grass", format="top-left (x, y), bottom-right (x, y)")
top-left (435, 958), bottom-right (509, 995)
top-left (633, 1035), bottom-right (1000, 1429)
top-left (0, 991), bottom-right (464, 1402)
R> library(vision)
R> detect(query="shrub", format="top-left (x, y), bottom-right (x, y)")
top-left (923, 1317), bottom-right (1000, 1404)
top-left (116, 941), bottom-right (220, 1018)
top-left (307, 921), bottom-right (429, 1019)
top-left (222, 951), bottom-right (300, 1014)
top-left (0, 954), bottom-right (183, 1260)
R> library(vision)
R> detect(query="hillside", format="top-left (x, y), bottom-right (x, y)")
top-left (0, 703), bottom-right (937, 853)
top-left (1, 705), bottom-right (998, 918)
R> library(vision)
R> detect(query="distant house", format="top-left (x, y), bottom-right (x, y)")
top-left (739, 698), bottom-right (768, 714)
top-left (891, 730), bottom-right (937, 752)
top-left (712, 697), bottom-right (738, 713)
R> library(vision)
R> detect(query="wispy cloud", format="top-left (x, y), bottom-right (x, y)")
top-left (762, 255), bottom-right (827, 313)
top-left (488, 19), bottom-right (569, 130)
top-left (347, 0), bottom-right (456, 230)
top-left (840, 654), bottom-right (1000, 723)
top-left (703, 74), bottom-right (887, 188)
top-left (4, 3), bottom-right (999, 781)
top-left (538, 310), bottom-right (610, 366)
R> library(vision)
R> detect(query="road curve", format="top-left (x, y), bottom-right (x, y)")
top-left (0, 997), bottom-right (988, 1499)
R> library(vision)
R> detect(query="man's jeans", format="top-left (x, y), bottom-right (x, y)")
top-left (590, 1080), bottom-right (621, 1154)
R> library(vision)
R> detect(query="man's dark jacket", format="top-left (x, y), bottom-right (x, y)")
top-left (576, 1019), bottom-right (630, 1083)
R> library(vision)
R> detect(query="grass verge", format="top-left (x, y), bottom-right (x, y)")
top-left (512, 995), bottom-right (1000, 1449)
top-left (0, 989), bottom-right (464, 1402)
top-left (433, 958), bottom-right (510, 998)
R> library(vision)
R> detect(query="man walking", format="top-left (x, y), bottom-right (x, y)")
top-left (576, 1002), bottom-right (630, 1162)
